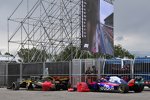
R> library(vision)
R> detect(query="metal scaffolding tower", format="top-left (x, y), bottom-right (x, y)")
top-left (8, 0), bottom-right (81, 62)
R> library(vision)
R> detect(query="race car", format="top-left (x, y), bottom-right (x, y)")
top-left (7, 76), bottom-right (70, 91)
top-left (88, 76), bottom-right (144, 93)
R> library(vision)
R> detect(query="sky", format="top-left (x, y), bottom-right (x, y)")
top-left (0, 0), bottom-right (150, 57)
top-left (114, 0), bottom-right (150, 57)
top-left (100, 0), bottom-right (113, 24)
top-left (0, 0), bottom-right (37, 54)
top-left (0, 0), bottom-right (20, 53)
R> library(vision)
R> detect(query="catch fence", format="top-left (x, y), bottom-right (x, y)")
top-left (0, 58), bottom-right (150, 87)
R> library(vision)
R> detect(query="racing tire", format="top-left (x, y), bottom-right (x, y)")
top-left (7, 86), bottom-right (12, 89)
top-left (133, 85), bottom-right (144, 93)
top-left (118, 84), bottom-right (129, 93)
top-left (7, 84), bottom-right (12, 89)
top-left (98, 86), bottom-right (104, 92)
top-left (12, 82), bottom-right (20, 90)
top-left (27, 83), bottom-right (34, 90)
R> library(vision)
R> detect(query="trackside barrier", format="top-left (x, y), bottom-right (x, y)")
top-left (6, 61), bottom-right (69, 88)
top-left (101, 59), bottom-right (133, 82)
top-left (71, 59), bottom-right (133, 87)
top-left (0, 63), bottom-right (7, 87)
top-left (133, 58), bottom-right (150, 87)
top-left (0, 58), bottom-right (150, 88)
top-left (71, 59), bottom-right (96, 87)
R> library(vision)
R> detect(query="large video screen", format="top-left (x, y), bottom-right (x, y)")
top-left (81, 0), bottom-right (114, 55)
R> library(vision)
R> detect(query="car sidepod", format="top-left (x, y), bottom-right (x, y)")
top-left (97, 82), bottom-right (119, 92)
top-left (88, 82), bottom-right (99, 92)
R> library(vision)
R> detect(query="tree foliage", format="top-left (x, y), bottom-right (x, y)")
top-left (55, 45), bottom-right (94, 61)
top-left (4, 52), bottom-right (14, 57)
top-left (18, 47), bottom-right (48, 63)
top-left (17, 44), bottom-right (134, 62)
top-left (114, 44), bottom-right (134, 59)
top-left (56, 44), bottom-right (134, 61)
top-left (55, 45), bottom-right (109, 61)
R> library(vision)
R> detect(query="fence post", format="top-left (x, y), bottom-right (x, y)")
top-left (102, 59), bottom-right (106, 75)
top-left (6, 63), bottom-right (8, 86)
top-left (131, 59), bottom-right (134, 78)
top-left (96, 59), bottom-right (100, 79)
top-left (69, 61), bottom-right (72, 85)
top-left (20, 63), bottom-right (22, 82)
top-left (43, 62), bottom-right (46, 76)
top-left (80, 59), bottom-right (82, 82)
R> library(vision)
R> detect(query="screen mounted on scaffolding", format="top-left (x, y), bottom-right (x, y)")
top-left (81, 0), bottom-right (114, 55)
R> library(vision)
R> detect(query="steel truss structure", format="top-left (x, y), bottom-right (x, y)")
top-left (8, 0), bottom-right (81, 62)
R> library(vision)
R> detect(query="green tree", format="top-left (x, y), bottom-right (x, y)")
top-left (4, 52), bottom-right (14, 57)
top-left (55, 45), bottom-right (94, 61)
top-left (90, 45), bottom-right (134, 59)
top-left (56, 44), bottom-right (134, 61)
top-left (114, 44), bottom-right (134, 59)
top-left (17, 47), bottom-right (48, 63)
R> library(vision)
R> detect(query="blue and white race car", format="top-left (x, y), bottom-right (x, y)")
top-left (88, 76), bottom-right (144, 93)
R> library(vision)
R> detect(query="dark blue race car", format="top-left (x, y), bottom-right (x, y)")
top-left (88, 76), bottom-right (144, 93)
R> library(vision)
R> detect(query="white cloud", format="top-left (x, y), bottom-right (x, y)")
top-left (115, 0), bottom-right (150, 56)
top-left (0, 0), bottom-right (150, 57)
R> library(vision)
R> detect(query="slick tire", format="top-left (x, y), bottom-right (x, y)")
top-left (98, 86), bottom-right (104, 92)
top-left (27, 83), bottom-right (34, 90)
top-left (12, 82), bottom-right (20, 90)
top-left (133, 85), bottom-right (144, 93)
top-left (118, 84), bottom-right (129, 93)
top-left (7, 86), bottom-right (12, 89)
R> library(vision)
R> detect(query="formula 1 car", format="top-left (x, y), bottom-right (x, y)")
top-left (7, 76), bottom-right (70, 91)
top-left (88, 76), bottom-right (144, 93)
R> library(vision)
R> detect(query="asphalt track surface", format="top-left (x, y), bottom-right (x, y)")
top-left (0, 88), bottom-right (149, 100)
